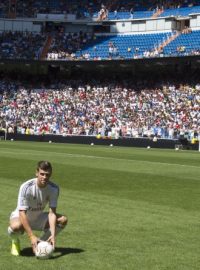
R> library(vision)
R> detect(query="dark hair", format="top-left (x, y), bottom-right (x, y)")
top-left (37, 161), bottom-right (52, 172)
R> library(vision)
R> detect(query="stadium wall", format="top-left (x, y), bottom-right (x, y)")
top-left (109, 18), bottom-right (175, 33)
top-left (0, 19), bottom-right (42, 32)
top-left (190, 14), bottom-right (200, 28)
top-left (1, 15), bottom-right (200, 34)
top-left (2, 133), bottom-right (198, 150)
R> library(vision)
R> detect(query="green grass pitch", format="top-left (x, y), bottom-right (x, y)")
top-left (0, 140), bottom-right (200, 270)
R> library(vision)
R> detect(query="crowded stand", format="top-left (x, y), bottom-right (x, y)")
top-left (0, 1), bottom-right (8, 18)
top-left (0, 31), bottom-right (46, 60)
top-left (47, 31), bottom-right (94, 60)
top-left (0, 78), bottom-right (199, 141)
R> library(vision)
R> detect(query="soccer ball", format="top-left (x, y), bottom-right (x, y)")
top-left (35, 241), bottom-right (54, 259)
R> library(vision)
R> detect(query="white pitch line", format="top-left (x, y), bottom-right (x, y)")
top-left (0, 148), bottom-right (199, 169)
top-left (64, 153), bottom-right (200, 169)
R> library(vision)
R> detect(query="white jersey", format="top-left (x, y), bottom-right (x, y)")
top-left (14, 178), bottom-right (59, 221)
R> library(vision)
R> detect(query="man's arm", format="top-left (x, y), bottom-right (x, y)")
top-left (48, 207), bottom-right (57, 249)
top-left (19, 210), bottom-right (39, 253)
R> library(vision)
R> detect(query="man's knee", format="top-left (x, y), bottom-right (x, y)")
top-left (57, 215), bottom-right (68, 227)
top-left (9, 218), bottom-right (24, 233)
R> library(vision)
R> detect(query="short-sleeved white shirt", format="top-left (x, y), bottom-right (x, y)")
top-left (12, 178), bottom-right (59, 222)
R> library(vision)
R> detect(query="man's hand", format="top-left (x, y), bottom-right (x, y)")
top-left (29, 234), bottom-right (39, 254)
top-left (47, 235), bottom-right (55, 250)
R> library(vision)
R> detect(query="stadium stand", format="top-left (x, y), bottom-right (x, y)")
top-left (0, 31), bottom-right (46, 59)
top-left (0, 29), bottom-right (198, 61)
top-left (93, 10), bottom-right (154, 20)
top-left (0, 78), bottom-right (199, 141)
top-left (0, 0), bottom-right (199, 19)
top-left (74, 33), bottom-right (171, 60)
top-left (44, 30), bottom-right (200, 60)
top-left (0, 1), bottom-right (8, 18)
top-left (47, 31), bottom-right (94, 60)
top-left (159, 5), bottom-right (200, 18)
top-left (163, 30), bottom-right (200, 56)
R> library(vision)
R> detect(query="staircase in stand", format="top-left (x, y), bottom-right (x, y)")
top-left (40, 35), bottom-right (53, 60)
top-left (151, 8), bottom-right (164, 18)
top-left (157, 31), bottom-right (181, 53)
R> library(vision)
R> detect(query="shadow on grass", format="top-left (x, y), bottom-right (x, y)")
top-left (21, 247), bottom-right (84, 258)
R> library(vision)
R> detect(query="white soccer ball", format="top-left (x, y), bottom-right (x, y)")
top-left (147, 146), bottom-right (151, 149)
top-left (35, 241), bottom-right (54, 259)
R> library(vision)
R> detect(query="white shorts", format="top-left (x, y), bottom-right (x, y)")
top-left (10, 210), bottom-right (48, 231)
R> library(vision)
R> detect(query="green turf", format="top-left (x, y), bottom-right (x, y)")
top-left (0, 141), bottom-right (200, 270)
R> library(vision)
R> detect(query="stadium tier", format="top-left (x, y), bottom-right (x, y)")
top-left (0, 79), bottom-right (199, 140)
top-left (74, 33), bottom-right (170, 60)
top-left (92, 10), bottom-right (154, 20)
top-left (72, 31), bottom-right (200, 60)
top-left (1, 0), bottom-right (200, 19)
top-left (0, 30), bottom-right (199, 60)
